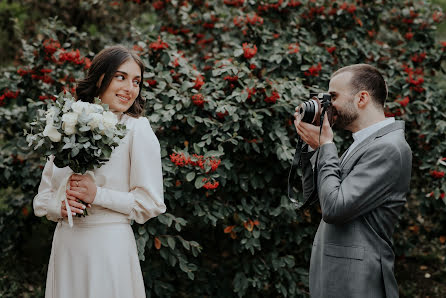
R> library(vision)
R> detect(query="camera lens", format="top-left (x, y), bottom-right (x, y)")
top-left (297, 99), bottom-right (319, 124)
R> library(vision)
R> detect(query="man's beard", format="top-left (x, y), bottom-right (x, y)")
top-left (333, 101), bottom-right (358, 130)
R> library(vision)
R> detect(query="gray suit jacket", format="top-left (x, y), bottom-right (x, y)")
top-left (302, 121), bottom-right (412, 298)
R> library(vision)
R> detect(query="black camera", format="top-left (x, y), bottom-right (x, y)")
top-left (296, 92), bottom-right (334, 126)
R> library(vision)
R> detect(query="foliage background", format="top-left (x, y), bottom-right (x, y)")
top-left (1, 0), bottom-right (446, 297)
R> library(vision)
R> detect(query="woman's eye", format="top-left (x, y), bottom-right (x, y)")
top-left (115, 75), bottom-right (125, 80)
top-left (133, 80), bottom-right (141, 86)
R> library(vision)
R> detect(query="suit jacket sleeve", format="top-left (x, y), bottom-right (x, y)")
top-left (93, 117), bottom-right (166, 224)
top-left (316, 142), bottom-right (401, 224)
top-left (301, 149), bottom-right (317, 202)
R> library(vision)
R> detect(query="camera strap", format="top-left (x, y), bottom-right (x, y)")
top-left (287, 104), bottom-right (329, 210)
top-left (287, 136), bottom-right (304, 209)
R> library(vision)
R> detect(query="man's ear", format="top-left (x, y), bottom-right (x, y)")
top-left (357, 91), bottom-right (370, 109)
top-left (96, 74), bottom-right (105, 89)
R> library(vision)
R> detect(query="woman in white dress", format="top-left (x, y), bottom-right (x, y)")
top-left (33, 45), bottom-right (166, 298)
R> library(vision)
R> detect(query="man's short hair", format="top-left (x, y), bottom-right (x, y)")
top-left (331, 64), bottom-right (388, 108)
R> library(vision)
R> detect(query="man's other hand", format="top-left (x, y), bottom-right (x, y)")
top-left (294, 112), bottom-right (333, 149)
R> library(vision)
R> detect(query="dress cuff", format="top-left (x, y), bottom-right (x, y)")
top-left (93, 186), bottom-right (105, 205)
top-left (93, 186), bottom-right (135, 215)
top-left (46, 195), bottom-right (62, 222)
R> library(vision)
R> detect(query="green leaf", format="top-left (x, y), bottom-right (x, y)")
top-left (186, 171), bottom-right (196, 182)
top-left (194, 176), bottom-right (206, 189)
top-left (167, 237), bottom-right (176, 250)
top-left (234, 48), bottom-right (244, 57)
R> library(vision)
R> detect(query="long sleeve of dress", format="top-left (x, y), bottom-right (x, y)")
top-left (33, 156), bottom-right (62, 222)
top-left (93, 117), bottom-right (166, 224)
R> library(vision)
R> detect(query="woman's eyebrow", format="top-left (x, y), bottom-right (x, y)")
top-left (115, 70), bottom-right (141, 79)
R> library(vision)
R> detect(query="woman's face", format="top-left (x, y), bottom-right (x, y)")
top-left (99, 58), bottom-right (141, 113)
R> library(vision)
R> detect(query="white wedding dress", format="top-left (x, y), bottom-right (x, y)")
top-left (33, 115), bottom-right (166, 298)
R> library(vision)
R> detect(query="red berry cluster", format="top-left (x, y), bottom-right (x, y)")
top-left (224, 0), bottom-right (244, 7)
top-left (193, 75), bottom-right (205, 90)
top-left (59, 49), bottom-right (91, 69)
top-left (149, 36), bottom-right (169, 51)
top-left (396, 96), bottom-right (410, 107)
top-left (0, 89), bottom-right (19, 106)
top-left (170, 152), bottom-right (222, 173)
top-left (242, 43), bottom-right (257, 59)
top-left (264, 91), bottom-right (280, 104)
top-left (191, 94), bottom-right (205, 107)
top-left (288, 43), bottom-right (300, 54)
top-left (146, 79), bottom-right (157, 87)
top-left (202, 178), bottom-right (219, 190)
top-left (304, 63), bottom-right (322, 77)
top-left (431, 170), bottom-right (445, 179)
top-left (403, 64), bottom-right (425, 93)
top-left (224, 76), bottom-right (238, 82)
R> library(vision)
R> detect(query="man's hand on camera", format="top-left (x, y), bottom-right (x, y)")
top-left (294, 113), bottom-right (333, 149)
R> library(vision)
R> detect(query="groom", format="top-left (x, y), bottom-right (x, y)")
top-left (294, 64), bottom-right (412, 298)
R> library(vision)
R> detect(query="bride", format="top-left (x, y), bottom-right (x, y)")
top-left (33, 45), bottom-right (166, 298)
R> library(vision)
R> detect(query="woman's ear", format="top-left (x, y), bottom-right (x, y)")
top-left (96, 74), bottom-right (105, 89)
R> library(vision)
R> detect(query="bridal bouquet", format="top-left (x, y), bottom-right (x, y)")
top-left (26, 92), bottom-right (127, 227)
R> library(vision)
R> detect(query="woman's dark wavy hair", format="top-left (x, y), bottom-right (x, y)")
top-left (75, 45), bottom-right (145, 118)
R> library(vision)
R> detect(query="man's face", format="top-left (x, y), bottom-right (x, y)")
top-left (328, 71), bottom-right (359, 131)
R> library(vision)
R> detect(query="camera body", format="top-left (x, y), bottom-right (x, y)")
top-left (296, 92), bottom-right (334, 126)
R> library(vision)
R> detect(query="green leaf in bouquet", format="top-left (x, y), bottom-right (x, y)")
top-left (93, 134), bottom-right (102, 140)
top-left (93, 97), bottom-right (102, 105)
top-left (102, 148), bottom-right (112, 158)
top-left (104, 130), bottom-right (114, 139)
top-left (34, 138), bottom-right (45, 150)
top-left (62, 142), bottom-right (73, 150)
top-left (77, 136), bottom-right (89, 143)
top-left (79, 125), bottom-right (91, 132)
top-left (71, 146), bottom-right (80, 158)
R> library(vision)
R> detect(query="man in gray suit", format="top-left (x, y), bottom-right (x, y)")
top-left (294, 64), bottom-right (412, 298)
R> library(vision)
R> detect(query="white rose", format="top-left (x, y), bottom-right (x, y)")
top-left (71, 101), bottom-right (92, 114)
top-left (43, 125), bottom-right (62, 142)
top-left (90, 104), bottom-right (104, 113)
top-left (62, 112), bottom-right (78, 135)
top-left (88, 113), bottom-right (103, 129)
top-left (45, 107), bottom-right (58, 126)
top-left (102, 111), bottom-right (118, 129)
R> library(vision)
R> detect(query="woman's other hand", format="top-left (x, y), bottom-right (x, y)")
top-left (60, 198), bottom-right (86, 217)
top-left (66, 174), bottom-right (98, 204)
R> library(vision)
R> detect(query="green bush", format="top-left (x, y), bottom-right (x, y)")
top-left (1, 0), bottom-right (446, 297)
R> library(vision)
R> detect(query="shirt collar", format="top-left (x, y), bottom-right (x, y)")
top-left (352, 117), bottom-right (395, 142)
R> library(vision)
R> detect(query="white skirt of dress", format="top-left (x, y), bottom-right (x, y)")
top-left (45, 220), bottom-right (146, 298)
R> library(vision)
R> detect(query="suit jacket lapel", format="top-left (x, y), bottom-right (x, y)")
top-left (340, 136), bottom-right (375, 168)
top-left (339, 148), bottom-right (349, 165)
top-left (340, 121), bottom-right (405, 169)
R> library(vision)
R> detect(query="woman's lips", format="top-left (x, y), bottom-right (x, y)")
top-left (117, 94), bottom-right (130, 102)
